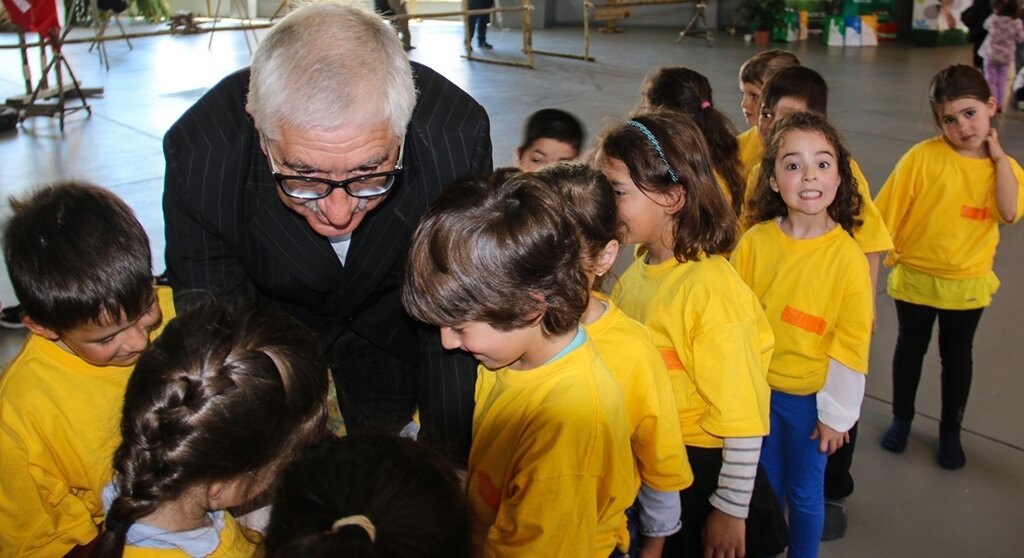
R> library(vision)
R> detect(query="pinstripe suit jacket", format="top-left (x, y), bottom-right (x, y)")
top-left (162, 64), bottom-right (491, 462)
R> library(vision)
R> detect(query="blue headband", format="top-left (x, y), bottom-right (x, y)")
top-left (626, 120), bottom-right (679, 183)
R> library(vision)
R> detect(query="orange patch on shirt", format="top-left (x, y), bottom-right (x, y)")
top-left (477, 471), bottom-right (502, 512)
top-left (659, 349), bottom-right (686, 371)
top-left (781, 306), bottom-right (827, 336)
top-left (960, 205), bottom-right (989, 221)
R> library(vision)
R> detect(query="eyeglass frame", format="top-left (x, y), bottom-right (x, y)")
top-left (263, 136), bottom-right (406, 200)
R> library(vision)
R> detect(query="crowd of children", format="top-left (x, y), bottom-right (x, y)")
top-left (0, 46), bottom-right (1021, 558)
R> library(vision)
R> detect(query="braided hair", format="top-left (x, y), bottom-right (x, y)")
top-left (92, 300), bottom-right (329, 557)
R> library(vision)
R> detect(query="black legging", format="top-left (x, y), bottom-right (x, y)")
top-left (891, 300), bottom-right (984, 433)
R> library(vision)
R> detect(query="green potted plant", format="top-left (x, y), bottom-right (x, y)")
top-left (738, 0), bottom-right (787, 46)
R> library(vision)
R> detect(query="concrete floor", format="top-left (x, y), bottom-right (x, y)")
top-left (1, 17), bottom-right (1022, 556)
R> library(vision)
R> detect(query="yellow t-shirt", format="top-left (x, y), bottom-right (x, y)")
top-left (585, 294), bottom-right (693, 493)
top-left (744, 158), bottom-right (893, 254)
top-left (875, 136), bottom-right (1024, 309)
top-left (469, 338), bottom-right (635, 557)
top-left (612, 252), bottom-right (773, 449)
top-left (738, 126), bottom-right (763, 180)
top-left (0, 287), bottom-right (175, 558)
top-left (121, 513), bottom-right (260, 557)
top-left (731, 222), bottom-right (874, 395)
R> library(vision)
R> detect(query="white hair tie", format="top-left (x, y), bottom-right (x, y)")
top-left (330, 514), bottom-right (376, 542)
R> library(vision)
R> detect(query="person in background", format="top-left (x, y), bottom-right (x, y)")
top-left (515, 108), bottom-right (585, 172)
top-left (468, 0), bottom-right (496, 49)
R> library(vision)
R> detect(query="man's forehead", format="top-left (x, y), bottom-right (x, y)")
top-left (270, 121), bottom-right (399, 168)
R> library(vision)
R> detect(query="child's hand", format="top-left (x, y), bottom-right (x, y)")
top-left (639, 535), bottom-right (665, 558)
top-left (811, 421), bottom-right (849, 455)
top-left (988, 129), bottom-right (1007, 162)
top-left (702, 508), bottom-right (746, 558)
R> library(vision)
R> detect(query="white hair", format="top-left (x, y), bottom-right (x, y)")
top-left (247, 1), bottom-right (416, 139)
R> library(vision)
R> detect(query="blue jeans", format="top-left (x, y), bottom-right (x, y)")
top-left (761, 390), bottom-right (827, 558)
top-left (609, 502), bottom-right (640, 558)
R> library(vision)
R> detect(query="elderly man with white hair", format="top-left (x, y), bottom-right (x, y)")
top-left (162, 2), bottom-right (491, 463)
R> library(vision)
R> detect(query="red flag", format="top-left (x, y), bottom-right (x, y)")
top-left (2, 0), bottom-right (62, 34)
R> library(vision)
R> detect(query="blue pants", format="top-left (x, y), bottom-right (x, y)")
top-left (761, 390), bottom-right (827, 558)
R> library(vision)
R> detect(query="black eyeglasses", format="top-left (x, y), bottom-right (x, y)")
top-left (268, 140), bottom-right (405, 200)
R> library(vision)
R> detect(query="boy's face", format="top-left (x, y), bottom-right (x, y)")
top-left (758, 96), bottom-right (810, 140)
top-left (516, 138), bottom-right (579, 173)
top-left (739, 81), bottom-right (763, 127)
top-left (439, 321), bottom-right (545, 371)
top-left (34, 296), bottom-right (163, 367)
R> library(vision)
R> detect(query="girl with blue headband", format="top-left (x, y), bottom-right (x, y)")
top-left (596, 110), bottom-right (788, 557)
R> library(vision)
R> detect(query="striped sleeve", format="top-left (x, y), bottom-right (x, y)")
top-left (709, 436), bottom-right (761, 519)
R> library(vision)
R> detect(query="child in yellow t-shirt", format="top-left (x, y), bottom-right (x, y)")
top-left (736, 49), bottom-right (802, 177)
top-left (745, 64), bottom-right (893, 540)
top-left (402, 172), bottom-right (635, 557)
top-left (733, 111), bottom-right (873, 558)
top-left (636, 66), bottom-right (746, 217)
top-left (875, 65), bottom-right (1024, 470)
top-left (92, 301), bottom-right (328, 557)
top-left (539, 163), bottom-right (693, 557)
top-left (596, 111), bottom-right (785, 558)
top-left (0, 182), bottom-right (176, 558)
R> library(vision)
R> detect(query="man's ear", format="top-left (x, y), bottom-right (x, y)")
top-left (22, 315), bottom-right (60, 341)
top-left (513, 147), bottom-right (523, 167)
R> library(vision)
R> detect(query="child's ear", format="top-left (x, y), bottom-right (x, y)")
top-left (986, 96), bottom-right (998, 116)
top-left (663, 189), bottom-right (687, 215)
top-left (22, 315), bottom-right (60, 341)
top-left (770, 175), bottom-right (779, 193)
top-left (593, 240), bottom-right (620, 277)
top-left (513, 147), bottom-right (522, 166)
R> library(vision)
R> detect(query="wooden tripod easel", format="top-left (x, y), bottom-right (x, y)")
top-left (14, 27), bottom-right (97, 131)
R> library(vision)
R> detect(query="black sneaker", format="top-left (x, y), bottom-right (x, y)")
top-left (821, 498), bottom-right (848, 541)
top-left (479, 42), bottom-right (494, 49)
top-left (0, 305), bottom-right (25, 329)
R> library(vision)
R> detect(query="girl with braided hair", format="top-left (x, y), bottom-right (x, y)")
top-left (91, 301), bottom-right (329, 557)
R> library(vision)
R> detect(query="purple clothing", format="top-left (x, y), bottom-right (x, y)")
top-left (980, 14), bottom-right (1024, 64)
top-left (985, 60), bottom-right (1011, 106)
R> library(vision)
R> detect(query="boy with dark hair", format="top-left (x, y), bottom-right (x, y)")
top-left (742, 66), bottom-right (893, 542)
top-left (0, 182), bottom-right (175, 557)
top-left (515, 108), bottom-right (586, 172)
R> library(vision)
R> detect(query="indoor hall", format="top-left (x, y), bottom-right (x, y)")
top-left (0, 12), bottom-right (1021, 556)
